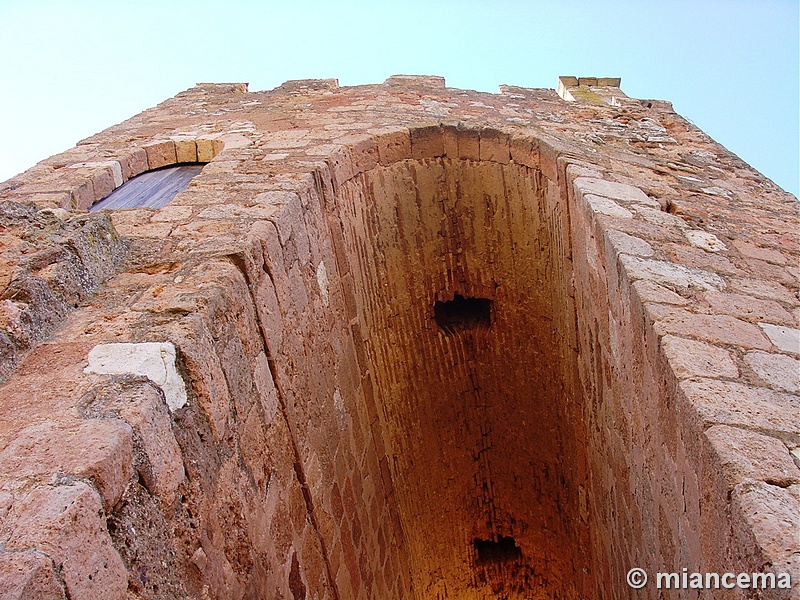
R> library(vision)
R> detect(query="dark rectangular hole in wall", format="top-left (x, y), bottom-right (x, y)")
top-left (473, 536), bottom-right (522, 565)
top-left (434, 294), bottom-right (492, 333)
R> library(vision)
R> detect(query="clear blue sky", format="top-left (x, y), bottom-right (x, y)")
top-left (1, 0), bottom-right (797, 196)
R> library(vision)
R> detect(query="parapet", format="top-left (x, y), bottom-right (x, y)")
top-left (557, 75), bottom-right (628, 105)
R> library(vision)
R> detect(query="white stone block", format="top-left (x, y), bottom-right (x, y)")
top-left (745, 351), bottom-right (800, 393)
top-left (85, 342), bottom-right (187, 411)
top-left (685, 230), bottom-right (727, 252)
top-left (573, 176), bottom-right (652, 205)
top-left (759, 324), bottom-right (800, 355)
top-left (584, 194), bottom-right (633, 218)
top-left (619, 255), bottom-right (726, 292)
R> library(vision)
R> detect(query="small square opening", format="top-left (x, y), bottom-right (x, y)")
top-left (434, 294), bottom-right (491, 333)
top-left (473, 536), bottom-right (522, 565)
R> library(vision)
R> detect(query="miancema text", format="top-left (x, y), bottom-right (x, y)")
top-left (658, 569), bottom-right (791, 590)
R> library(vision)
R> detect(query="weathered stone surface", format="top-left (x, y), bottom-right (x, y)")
top-left (605, 229), bottom-right (654, 257)
top-left (584, 193), bottom-right (634, 218)
top-left (3, 483), bottom-right (128, 600)
top-left (0, 419), bottom-right (133, 509)
top-left (730, 482), bottom-right (800, 588)
top-left (648, 304), bottom-right (772, 349)
top-left (83, 381), bottom-right (185, 505)
top-left (84, 341), bottom-right (187, 411)
top-left (0, 550), bottom-right (65, 599)
top-left (0, 206), bottom-right (125, 380)
top-left (705, 425), bottom-right (800, 488)
top-left (760, 323), bottom-right (800, 355)
top-left (632, 280), bottom-right (691, 305)
top-left (620, 255), bottom-right (725, 292)
top-left (745, 351), bottom-right (800, 393)
top-left (684, 229), bottom-right (727, 252)
top-left (0, 75), bottom-right (796, 600)
top-left (680, 379), bottom-right (800, 438)
top-left (573, 176), bottom-right (654, 206)
top-left (661, 335), bottom-right (738, 379)
top-left (699, 290), bottom-right (795, 325)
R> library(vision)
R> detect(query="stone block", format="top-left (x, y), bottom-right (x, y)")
top-left (565, 161), bottom-right (602, 180)
top-left (326, 145), bottom-right (355, 187)
top-left (684, 229), bottom-right (727, 252)
top-left (730, 278), bottom-right (797, 305)
top-left (573, 176), bottom-right (653, 206)
top-left (371, 127), bottom-right (411, 165)
top-left (0, 550), bottom-right (65, 599)
top-left (698, 290), bottom-right (794, 325)
top-left (384, 74), bottom-right (445, 89)
top-left (143, 140), bottom-right (177, 170)
top-left (174, 137), bottom-right (198, 163)
top-left (730, 481), bottom-right (799, 579)
top-left (196, 138), bottom-right (217, 162)
top-left (745, 351), bottom-right (800, 393)
top-left (6, 483), bottom-right (128, 600)
top-left (632, 280), bottom-right (691, 306)
top-left (85, 341), bottom-right (187, 411)
top-left (0, 419), bottom-right (134, 509)
top-left (410, 125), bottom-right (445, 159)
top-left (583, 193), bottom-right (633, 218)
top-left (648, 305), bottom-right (771, 350)
top-left (119, 147), bottom-right (148, 180)
top-left (456, 128), bottom-right (480, 161)
top-left (661, 335), bottom-right (738, 379)
top-left (509, 134), bottom-right (539, 169)
top-left (733, 240), bottom-right (788, 265)
top-left (680, 379), bottom-right (800, 437)
top-left (115, 383), bottom-right (186, 505)
top-left (759, 323), bottom-right (800, 355)
top-left (478, 129), bottom-right (510, 164)
top-left (706, 425), bottom-right (800, 488)
top-left (535, 134), bottom-right (572, 182)
top-left (70, 179), bottom-right (94, 210)
top-left (605, 229), bottom-right (654, 257)
top-left (150, 203), bottom-right (193, 222)
top-left (633, 205), bottom-right (688, 228)
top-left (90, 166), bottom-right (116, 201)
top-left (620, 255), bottom-right (725, 293)
top-left (276, 78), bottom-right (338, 92)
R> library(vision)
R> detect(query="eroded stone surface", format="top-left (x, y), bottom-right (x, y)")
top-left (661, 335), bottom-right (738, 379)
top-left (0, 76), bottom-right (796, 599)
top-left (4, 483), bottom-right (128, 600)
top-left (745, 351), bottom-right (800, 393)
top-left (760, 323), bottom-right (800, 355)
top-left (84, 342), bottom-right (187, 411)
top-left (0, 550), bottom-right (64, 599)
top-left (705, 425), bottom-right (800, 488)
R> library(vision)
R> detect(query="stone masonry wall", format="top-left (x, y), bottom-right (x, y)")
top-left (0, 76), bottom-right (796, 599)
top-left (332, 154), bottom-right (588, 598)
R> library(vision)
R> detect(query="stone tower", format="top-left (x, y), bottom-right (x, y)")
top-left (0, 76), bottom-right (797, 599)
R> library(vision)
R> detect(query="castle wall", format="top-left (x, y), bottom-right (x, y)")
top-left (0, 77), bottom-right (796, 599)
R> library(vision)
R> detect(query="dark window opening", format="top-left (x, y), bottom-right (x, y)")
top-left (90, 164), bottom-right (205, 212)
top-left (473, 536), bottom-right (522, 565)
top-left (434, 294), bottom-right (491, 333)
